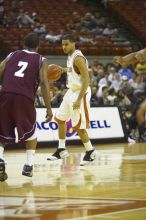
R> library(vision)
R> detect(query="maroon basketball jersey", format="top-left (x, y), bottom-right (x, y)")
top-left (1, 50), bottom-right (43, 101)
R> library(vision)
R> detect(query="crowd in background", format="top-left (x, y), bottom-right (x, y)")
top-left (0, 0), bottom-right (137, 56)
top-left (0, 0), bottom-right (130, 45)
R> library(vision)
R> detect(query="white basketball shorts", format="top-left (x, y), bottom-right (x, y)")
top-left (54, 87), bottom-right (91, 129)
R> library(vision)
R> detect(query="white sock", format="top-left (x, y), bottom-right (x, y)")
top-left (26, 150), bottom-right (35, 166)
top-left (58, 139), bottom-right (66, 149)
top-left (0, 146), bottom-right (4, 160)
top-left (84, 141), bottom-right (94, 151)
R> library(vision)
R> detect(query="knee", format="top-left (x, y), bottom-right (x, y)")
top-left (54, 116), bottom-right (66, 125)
top-left (75, 129), bottom-right (86, 135)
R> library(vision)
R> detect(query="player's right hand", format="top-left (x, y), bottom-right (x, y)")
top-left (46, 109), bottom-right (53, 122)
top-left (113, 56), bottom-right (124, 65)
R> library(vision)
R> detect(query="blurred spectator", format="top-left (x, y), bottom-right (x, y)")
top-left (79, 36), bottom-right (93, 44)
top-left (120, 75), bottom-right (134, 99)
top-left (91, 60), bottom-right (100, 73)
top-left (90, 86), bottom-right (99, 107)
top-left (135, 60), bottom-right (146, 75)
top-left (90, 61), bottom-right (104, 87)
top-left (103, 24), bottom-right (118, 37)
top-left (16, 10), bottom-right (35, 28)
top-left (2, 12), bottom-right (17, 27)
top-left (108, 66), bottom-right (118, 83)
top-left (34, 22), bottom-right (46, 36)
top-left (0, 2), bottom-right (4, 13)
top-left (11, 0), bottom-right (17, 13)
top-left (87, 15), bottom-right (98, 31)
top-left (115, 89), bottom-right (131, 108)
top-left (98, 72), bottom-right (110, 88)
top-left (128, 72), bottom-right (138, 89)
top-left (72, 11), bottom-right (81, 22)
top-left (45, 30), bottom-right (63, 43)
top-left (133, 74), bottom-right (146, 96)
top-left (118, 63), bottom-right (133, 80)
top-left (110, 73), bottom-right (122, 91)
top-left (107, 87), bottom-right (117, 105)
top-left (91, 61), bottom-right (104, 77)
top-left (97, 86), bottom-right (109, 105)
top-left (32, 12), bottom-right (40, 23)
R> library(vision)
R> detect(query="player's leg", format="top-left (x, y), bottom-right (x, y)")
top-left (75, 129), bottom-right (97, 166)
top-left (22, 133), bottom-right (37, 177)
top-left (0, 93), bottom-right (15, 181)
top-left (47, 120), bottom-right (69, 160)
top-left (14, 95), bottom-right (37, 177)
top-left (0, 142), bottom-right (8, 182)
top-left (71, 88), bottom-right (99, 165)
top-left (47, 90), bottom-right (71, 160)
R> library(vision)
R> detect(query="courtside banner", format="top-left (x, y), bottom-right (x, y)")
top-left (36, 107), bottom-right (125, 141)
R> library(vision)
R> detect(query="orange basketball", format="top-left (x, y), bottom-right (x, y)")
top-left (47, 64), bottom-right (62, 81)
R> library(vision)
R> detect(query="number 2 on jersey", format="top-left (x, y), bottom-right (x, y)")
top-left (14, 61), bottom-right (28, 77)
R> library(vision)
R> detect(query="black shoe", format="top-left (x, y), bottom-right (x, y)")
top-left (22, 164), bottom-right (33, 177)
top-left (80, 149), bottom-right (97, 166)
top-left (0, 159), bottom-right (8, 182)
top-left (47, 148), bottom-right (69, 160)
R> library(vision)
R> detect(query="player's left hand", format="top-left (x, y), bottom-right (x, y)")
top-left (58, 66), bottom-right (64, 74)
top-left (73, 100), bottom-right (81, 110)
top-left (46, 109), bottom-right (53, 122)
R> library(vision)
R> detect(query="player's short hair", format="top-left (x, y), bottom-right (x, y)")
top-left (62, 34), bottom-right (75, 42)
top-left (24, 32), bottom-right (39, 49)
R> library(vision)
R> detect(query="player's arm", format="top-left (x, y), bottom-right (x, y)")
top-left (113, 48), bottom-right (146, 66)
top-left (136, 101), bottom-right (146, 126)
top-left (0, 59), bottom-right (7, 82)
top-left (39, 59), bottom-right (53, 122)
top-left (73, 56), bottom-right (89, 109)
top-left (113, 52), bottom-right (137, 66)
top-left (126, 48), bottom-right (146, 63)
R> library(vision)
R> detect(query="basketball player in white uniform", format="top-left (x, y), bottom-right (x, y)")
top-left (47, 34), bottom-right (98, 165)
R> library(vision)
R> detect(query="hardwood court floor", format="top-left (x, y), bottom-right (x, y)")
top-left (0, 143), bottom-right (146, 220)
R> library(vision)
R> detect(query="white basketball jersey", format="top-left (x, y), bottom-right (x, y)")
top-left (66, 49), bottom-right (88, 91)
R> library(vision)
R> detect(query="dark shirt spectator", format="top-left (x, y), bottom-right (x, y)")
top-left (90, 86), bottom-right (99, 107)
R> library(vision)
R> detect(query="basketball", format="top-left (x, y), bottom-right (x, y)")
top-left (47, 64), bottom-right (62, 81)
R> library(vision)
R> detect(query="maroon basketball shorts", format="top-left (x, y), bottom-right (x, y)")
top-left (0, 93), bottom-right (36, 143)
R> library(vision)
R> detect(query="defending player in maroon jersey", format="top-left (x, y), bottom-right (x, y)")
top-left (0, 32), bottom-right (53, 181)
